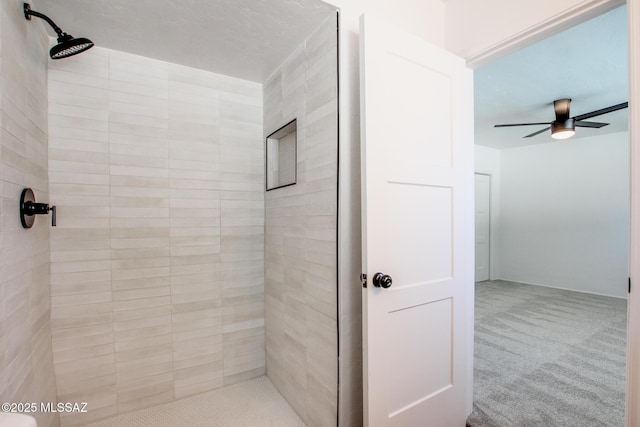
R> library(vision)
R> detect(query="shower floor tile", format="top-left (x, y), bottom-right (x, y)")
top-left (82, 376), bottom-right (306, 427)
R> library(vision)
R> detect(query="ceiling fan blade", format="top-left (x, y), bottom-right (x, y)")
top-left (575, 121), bottom-right (609, 128)
top-left (554, 98), bottom-right (571, 119)
top-left (494, 122), bottom-right (550, 128)
top-left (572, 102), bottom-right (628, 121)
top-left (523, 127), bottom-right (550, 138)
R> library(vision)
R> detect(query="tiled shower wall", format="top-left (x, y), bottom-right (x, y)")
top-left (264, 15), bottom-right (338, 427)
top-left (0, 2), bottom-right (59, 427)
top-left (48, 48), bottom-right (264, 426)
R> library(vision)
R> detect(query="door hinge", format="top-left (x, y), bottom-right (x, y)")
top-left (360, 273), bottom-right (367, 288)
top-left (629, 277), bottom-right (632, 293)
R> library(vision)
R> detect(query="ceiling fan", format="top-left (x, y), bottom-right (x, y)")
top-left (494, 98), bottom-right (628, 140)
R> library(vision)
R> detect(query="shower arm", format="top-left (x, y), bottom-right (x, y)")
top-left (23, 3), bottom-right (65, 38)
top-left (23, 2), bottom-right (94, 60)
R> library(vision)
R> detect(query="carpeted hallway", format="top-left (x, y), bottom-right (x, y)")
top-left (468, 280), bottom-right (627, 427)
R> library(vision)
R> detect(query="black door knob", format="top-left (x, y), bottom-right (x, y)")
top-left (372, 272), bottom-right (392, 289)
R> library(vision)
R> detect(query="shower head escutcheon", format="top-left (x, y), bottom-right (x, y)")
top-left (23, 3), bottom-right (94, 59)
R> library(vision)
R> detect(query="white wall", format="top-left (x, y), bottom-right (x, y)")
top-left (498, 132), bottom-right (629, 298)
top-left (445, 0), bottom-right (625, 62)
top-left (333, 0), bottom-right (445, 47)
top-left (475, 146), bottom-right (501, 279)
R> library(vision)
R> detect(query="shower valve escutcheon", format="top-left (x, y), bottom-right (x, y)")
top-left (372, 272), bottom-right (393, 289)
top-left (20, 188), bottom-right (56, 228)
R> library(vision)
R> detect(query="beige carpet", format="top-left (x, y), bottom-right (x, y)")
top-left (83, 377), bottom-right (306, 427)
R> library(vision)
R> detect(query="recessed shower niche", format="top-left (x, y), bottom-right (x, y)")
top-left (35, 1), bottom-right (340, 426)
top-left (266, 119), bottom-right (297, 191)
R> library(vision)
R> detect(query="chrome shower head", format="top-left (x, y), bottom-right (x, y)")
top-left (24, 3), bottom-right (94, 59)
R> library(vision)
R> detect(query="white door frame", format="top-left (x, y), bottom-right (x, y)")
top-left (465, 0), bottom-right (639, 424)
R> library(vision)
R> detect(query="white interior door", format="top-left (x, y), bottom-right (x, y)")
top-left (475, 174), bottom-right (491, 282)
top-left (360, 15), bottom-right (474, 427)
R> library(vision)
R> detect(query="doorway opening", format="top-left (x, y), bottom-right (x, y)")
top-left (470, 5), bottom-right (629, 426)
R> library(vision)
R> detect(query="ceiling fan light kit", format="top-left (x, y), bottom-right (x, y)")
top-left (551, 118), bottom-right (575, 140)
top-left (494, 98), bottom-right (628, 140)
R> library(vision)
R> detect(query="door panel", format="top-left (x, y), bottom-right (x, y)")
top-left (385, 297), bottom-right (453, 413)
top-left (360, 14), bottom-right (474, 427)
top-left (382, 55), bottom-right (453, 170)
top-left (379, 184), bottom-right (453, 288)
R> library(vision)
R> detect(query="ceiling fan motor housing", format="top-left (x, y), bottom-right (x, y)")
top-left (551, 118), bottom-right (575, 132)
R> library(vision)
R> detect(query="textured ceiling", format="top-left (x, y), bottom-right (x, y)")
top-left (33, 1), bottom-right (627, 146)
top-left (474, 6), bottom-right (628, 150)
top-left (34, 0), bottom-right (336, 83)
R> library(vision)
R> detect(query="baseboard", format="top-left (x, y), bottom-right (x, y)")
top-left (493, 277), bottom-right (628, 300)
